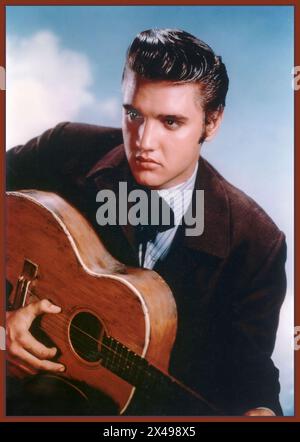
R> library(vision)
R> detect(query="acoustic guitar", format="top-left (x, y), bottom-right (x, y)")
top-left (6, 190), bottom-right (219, 415)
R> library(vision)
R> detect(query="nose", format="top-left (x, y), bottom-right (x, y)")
top-left (137, 119), bottom-right (157, 152)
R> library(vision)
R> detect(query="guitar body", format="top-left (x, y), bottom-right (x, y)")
top-left (6, 190), bottom-right (177, 414)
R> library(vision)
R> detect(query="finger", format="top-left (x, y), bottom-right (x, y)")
top-left (7, 354), bottom-right (38, 376)
top-left (25, 299), bottom-right (61, 323)
top-left (12, 347), bottom-right (65, 373)
top-left (19, 333), bottom-right (58, 360)
top-left (244, 408), bottom-right (275, 416)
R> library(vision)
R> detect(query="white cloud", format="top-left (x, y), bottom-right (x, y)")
top-left (6, 30), bottom-right (120, 149)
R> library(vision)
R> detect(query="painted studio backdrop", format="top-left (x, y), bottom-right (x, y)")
top-left (6, 5), bottom-right (294, 415)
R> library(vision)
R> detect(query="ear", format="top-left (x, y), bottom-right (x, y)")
top-left (204, 109), bottom-right (224, 141)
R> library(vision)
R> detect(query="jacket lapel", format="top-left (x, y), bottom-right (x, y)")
top-left (85, 145), bottom-right (139, 265)
top-left (182, 156), bottom-right (230, 259)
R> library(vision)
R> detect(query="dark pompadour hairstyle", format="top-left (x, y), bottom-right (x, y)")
top-left (123, 28), bottom-right (229, 116)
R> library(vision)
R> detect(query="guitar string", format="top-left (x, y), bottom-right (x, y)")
top-left (17, 288), bottom-right (152, 378)
top-left (11, 286), bottom-right (160, 380)
top-left (13, 303), bottom-right (148, 386)
top-left (23, 288), bottom-right (141, 358)
top-left (10, 288), bottom-right (214, 405)
top-left (30, 315), bottom-right (197, 400)
top-left (21, 291), bottom-right (168, 393)
top-left (33, 310), bottom-right (214, 405)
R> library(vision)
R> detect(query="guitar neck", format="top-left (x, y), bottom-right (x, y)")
top-left (101, 335), bottom-right (167, 389)
top-left (100, 335), bottom-right (219, 415)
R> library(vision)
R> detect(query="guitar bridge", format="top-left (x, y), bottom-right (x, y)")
top-left (11, 259), bottom-right (38, 310)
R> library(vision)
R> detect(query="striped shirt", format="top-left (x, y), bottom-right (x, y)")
top-left (139, 163), bottom-right (198, 269)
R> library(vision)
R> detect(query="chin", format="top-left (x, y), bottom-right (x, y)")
top-left (133, 171), bottom-right (164, 189)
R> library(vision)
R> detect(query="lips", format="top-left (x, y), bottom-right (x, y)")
top-left (135, 156), bottom-right (160, 165)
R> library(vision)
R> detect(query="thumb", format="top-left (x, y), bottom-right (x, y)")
top-left (27, 299), bottom-right (61, 321)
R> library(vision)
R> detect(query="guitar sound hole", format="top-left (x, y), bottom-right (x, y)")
top-left (70, 312), bottom-right (103, 362)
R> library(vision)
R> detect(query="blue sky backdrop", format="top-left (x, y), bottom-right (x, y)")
top-left (6, 5), bottom-right (294, 415)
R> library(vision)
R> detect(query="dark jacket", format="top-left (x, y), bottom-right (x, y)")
top-left (6, 122), bottom-right (287, 416)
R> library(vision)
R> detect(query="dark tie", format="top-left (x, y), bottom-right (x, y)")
top-left (135, 192), bottom-right (175, 266)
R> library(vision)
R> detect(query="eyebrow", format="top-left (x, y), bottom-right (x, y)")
top-left (122, 104), bottom-right (188, 121)
top-left (158, 113), bottom-right (188, 122)
top-left (123, 104), bottom-right (137, 111)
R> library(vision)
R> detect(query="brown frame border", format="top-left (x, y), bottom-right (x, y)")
top-left (0, 0), bottom-right (298, 424)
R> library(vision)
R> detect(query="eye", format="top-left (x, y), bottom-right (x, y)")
top-left (126, 109), bottom-right (140, 121)
top-left (165, 118), bottom-right (179, 128)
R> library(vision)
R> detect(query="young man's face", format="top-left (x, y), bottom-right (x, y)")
top-left (122, 71), bottom-right (222, 189)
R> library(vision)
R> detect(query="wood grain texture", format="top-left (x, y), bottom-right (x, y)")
top-left (6, 190), bottom-right (177, 413)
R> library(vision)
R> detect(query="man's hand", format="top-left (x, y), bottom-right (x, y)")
top-left (6, 299), bottom-right (65, 375)
top-left (244, 408), bottom-right (276, 416)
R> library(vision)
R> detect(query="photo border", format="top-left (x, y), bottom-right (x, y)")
top-left (0, 0), bottom-right (298, 426)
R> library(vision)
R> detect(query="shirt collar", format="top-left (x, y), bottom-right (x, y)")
top-left (157, 163), bottom-right (198, 225)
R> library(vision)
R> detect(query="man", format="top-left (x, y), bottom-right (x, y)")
top-left (6, 29), bottom-right (287, 416)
